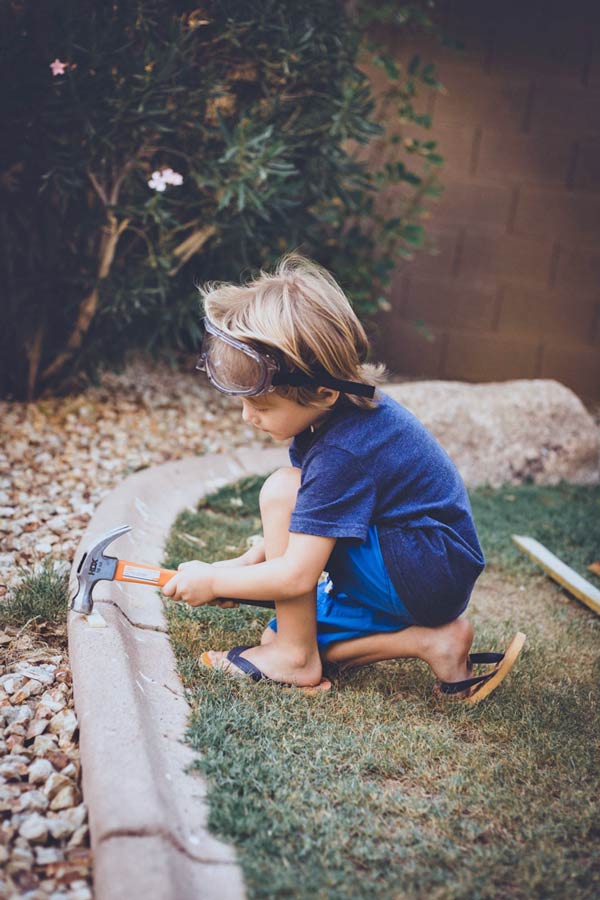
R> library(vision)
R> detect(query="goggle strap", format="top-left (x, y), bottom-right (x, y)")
top-left (272, 371), bottom-right (375, 398)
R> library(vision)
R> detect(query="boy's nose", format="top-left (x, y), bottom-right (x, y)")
top-left (241, 400), bottom-right (257, 425)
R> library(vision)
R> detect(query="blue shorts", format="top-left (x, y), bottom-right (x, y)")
top-left (268, 525), bottom-right (417, 649)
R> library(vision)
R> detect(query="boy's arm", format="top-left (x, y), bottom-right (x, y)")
top-left (213, 538), bottom-right (266, 568)
top-left (163, 532), bottom-right (335, 606)
top-left (208, 539), bottom-right (266, 604)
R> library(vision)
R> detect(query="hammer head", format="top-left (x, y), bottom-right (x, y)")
top-left (70, 524), bottom-right (132, 615)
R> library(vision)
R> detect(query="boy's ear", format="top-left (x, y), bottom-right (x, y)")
top-left (317, 387), bottom-right (340, 407)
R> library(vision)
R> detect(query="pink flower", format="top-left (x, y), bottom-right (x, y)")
top-left (50, 59), bottom-right (68, 76)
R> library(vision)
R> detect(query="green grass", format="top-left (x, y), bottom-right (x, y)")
top-left (163, 479), bottom-right (600, 900)
top-left (469, 482), bottom-right (600, 579)
top-left (0, 562), bottom-right (70, 628)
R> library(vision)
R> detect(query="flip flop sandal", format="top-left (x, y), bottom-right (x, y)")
top-left (200, 645), bottom-right (332, 695)
top-left (435, 632), bottom-right (526, 705)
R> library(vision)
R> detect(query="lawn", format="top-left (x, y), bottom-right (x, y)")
top-left (163, 479), bottom-right (600, 900)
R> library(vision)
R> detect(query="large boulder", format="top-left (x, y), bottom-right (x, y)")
top-left (383, 379), bottom-right (599, 487)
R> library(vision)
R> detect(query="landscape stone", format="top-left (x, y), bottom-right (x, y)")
top-left (384, 379), bottom-right (599, 487)
top-left (19, 813), bottom-right (49, 843)
top-left (28, 758), bottom-right (55, 785)
top-left (44, 773), bottom-right (74, 802)
top-left (16, 790), bottom-right (49, 814)
top-left (49, 784), bottom-right (81, 811)
top-left (35, 846), bottom-right (64, 865)
top-left (33, 734), bottom-right (59, 755)
top-left (48, 709), bottom-right (77, 742)
top-left (47, 816), bottom-right (76, 840)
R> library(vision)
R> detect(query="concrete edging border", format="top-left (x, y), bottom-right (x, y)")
top-left (67, 447), bottom-right (289, 900)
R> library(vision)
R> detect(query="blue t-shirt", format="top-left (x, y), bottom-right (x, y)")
top-left (288, 390), bottom-right (485, 626)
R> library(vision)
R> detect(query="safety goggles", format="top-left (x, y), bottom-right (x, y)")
top-left (196, 317), bottom-right (375, 398)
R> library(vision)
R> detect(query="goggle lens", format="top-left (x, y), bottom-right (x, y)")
top-left (198, 329), bottom-right (270, 395)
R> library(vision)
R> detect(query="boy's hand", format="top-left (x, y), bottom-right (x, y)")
top-left (162, 560), bottom-right (216, 606)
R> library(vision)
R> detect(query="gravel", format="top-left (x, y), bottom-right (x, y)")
top-left (1, 360), bottom-right (272, 900)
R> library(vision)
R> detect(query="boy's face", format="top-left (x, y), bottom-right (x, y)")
top-left (240, 391), bottom-right (333, 442)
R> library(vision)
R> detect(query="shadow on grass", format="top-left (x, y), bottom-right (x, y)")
top-left (163, 477), bottom-right (600, 899)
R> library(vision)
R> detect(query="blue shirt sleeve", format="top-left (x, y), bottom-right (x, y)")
top-left (289, 444), bottom-right (377, 540)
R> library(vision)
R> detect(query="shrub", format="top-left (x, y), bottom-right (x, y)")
top-left (0, 0), bottom-right (444, 400)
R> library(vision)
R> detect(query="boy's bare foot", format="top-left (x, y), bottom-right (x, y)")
top-left (422, 616), bottom-right (474, 683)
top-left (203, 639), bottom-right (326, 689)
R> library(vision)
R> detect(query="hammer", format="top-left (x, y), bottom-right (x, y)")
top-left (70, 524), bottom-right (275, 615)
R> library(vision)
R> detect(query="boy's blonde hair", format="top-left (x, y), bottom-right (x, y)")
top-left (199, 254), bottom-right (386, 410)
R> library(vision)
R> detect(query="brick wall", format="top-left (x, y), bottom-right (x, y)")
top-left (372, 0), bottom-right (600, 398)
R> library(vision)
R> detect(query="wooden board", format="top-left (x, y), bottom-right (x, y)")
top-left (512, 535), bottom-right (600, 617)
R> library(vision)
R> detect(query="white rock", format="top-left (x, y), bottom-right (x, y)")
top-left (61, 762), bottom-right (78, 780)
top-left (28, 757), bottom-right (55, 785)
top-left (33, 733), bottom-right (58, 754)
top-left (8, 842), bottom-right (34, 869)
top-left (47, 815), bottom-right (76, 840)
top-left (0, 759), bottom-right (27, 780)
top-left (0, 844), bottom-right (7, 864)
top-left (3, 704), bottom-right (33, 725)
top-left (0, 783), bottom-right (19, 808)
top-left (68, 889), bottom-right (93, 900)
top-left (67, 824), bottom-right (89, 847)
top-left (35, 845), bottom-right (64, 865)
top-left (37, 688), bottom-right (67, 716)
top-left (16, 790), bottom-right (49, 813)
top-left (15, 663), bottom-right (56, 684)
top-left (47, 516), bottom-right (67, 533)
top-left (1, 752), bottom-right (29, 765)
top-left (60, 803), bottom-right (87, 829)
top-left (0, 673), bottom-right (26, 694)
top-left (12, 679), bottom-right (45, 703)
top-left (44, 772), bottom-right (73, 801)
top-left (35, 540), bottom-right (53, 553)
top-left (4, 729), bottom-right (27, 748)
top-left (67, 889), bottom-right (93, 900)
top-left (49, 784), bottom-right (81, 811)
top-left (19, 812), bottom-right (48, 842)
top-left (48, 708), bottom-right (78, 742)
top-left (26, 718), bottom-right (49, 739)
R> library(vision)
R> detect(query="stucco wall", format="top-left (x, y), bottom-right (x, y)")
top-left (373, 0), bottom-right (600, 398)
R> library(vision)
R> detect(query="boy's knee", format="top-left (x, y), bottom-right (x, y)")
top-left (259, 466), bottom-right (301, 510)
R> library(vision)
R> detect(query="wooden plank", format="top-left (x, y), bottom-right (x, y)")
top-left (512, 535), bottom-right (600, 616)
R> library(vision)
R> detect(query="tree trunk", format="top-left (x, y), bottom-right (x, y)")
top-left (39, 212), bottom-right (129, 387)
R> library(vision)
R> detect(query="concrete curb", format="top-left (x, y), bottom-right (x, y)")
top-left (68, 447), bottom-right (289, 900)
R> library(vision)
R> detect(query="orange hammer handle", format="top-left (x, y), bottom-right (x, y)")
top-left (115, 559), bottom-right (177, 587)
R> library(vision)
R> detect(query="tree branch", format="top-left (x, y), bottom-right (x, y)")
top-left (40, 212), bottom-right (130, 384)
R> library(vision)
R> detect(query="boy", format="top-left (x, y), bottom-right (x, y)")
top-left (163, 255), bottom-right (525, 702)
